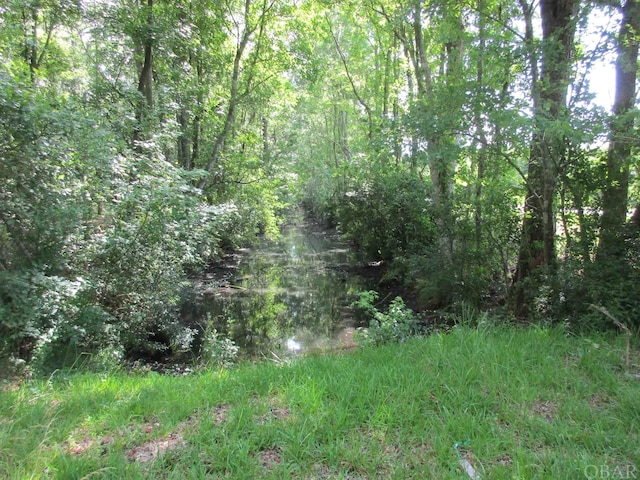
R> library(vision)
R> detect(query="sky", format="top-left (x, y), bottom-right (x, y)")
top-left (583, 6), bottom-right (622, 111)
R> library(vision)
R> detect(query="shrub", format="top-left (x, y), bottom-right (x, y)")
top-left (199, 322), bottom-right (239, 368)
top-left (334, 170), bottom-right (435, 260)
top-left (353, 291), bottom-right (419, 345)
top-left (0, 269), bottom-right (121, 373)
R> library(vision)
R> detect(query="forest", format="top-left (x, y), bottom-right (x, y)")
top-left (0, 0), bottom-right (638, 373)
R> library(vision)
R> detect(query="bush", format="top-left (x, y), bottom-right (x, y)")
top-left (0, 269), bottom-right (120, 373)
top-left (199, 322), bottom-right (239, 368)
top-left (0, 75), bottom-right (248, 368)
top-left (334, 170), bottom-right (435, 260)
top-left (88, 157), bottom-right (240, 359)
top-left (353, 291), bottom-right (419, 345)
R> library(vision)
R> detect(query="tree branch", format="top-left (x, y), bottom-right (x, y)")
top-left (326, 15), bottom-right (374, 140)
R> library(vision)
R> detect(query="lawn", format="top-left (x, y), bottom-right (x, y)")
top-left (1, 324), bottom-right (638, 479)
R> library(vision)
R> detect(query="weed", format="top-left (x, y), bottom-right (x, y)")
top-left (353, 291), bottom-right (418, 345)
top-left (199, 322), bottom-right (239, 368)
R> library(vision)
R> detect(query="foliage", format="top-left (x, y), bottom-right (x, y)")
top-left (0, 67), bottom-right (249, 368)
top-left (564, 246), bottom-right (640, 331)
top-left (87, 154), bottom-right (238, 359)
top-left (334, 168), bottom-right (435, 260)
top-left (0, 74), bottom-right (111, 366)
top-left (198, 322), bottom-right (239, 369)
top-left (353, 290), bottom-right (419, 345)
top-left (1, 0), bottom-right (639, 373)
top-left (0, 0), bottom-right (294, 371)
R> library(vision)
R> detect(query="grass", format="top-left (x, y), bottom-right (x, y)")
top-left (0, 324), bottom-right (638, 479)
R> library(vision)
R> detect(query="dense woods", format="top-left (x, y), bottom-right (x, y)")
top-left (1, 0), bottom-right (638, 372)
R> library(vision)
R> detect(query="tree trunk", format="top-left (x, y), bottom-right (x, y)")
top-left (597, 0), bottom-right (640, 263)
top-left (199, 0), bottom-right (256, 189)
top-left (191, 57), bottom-right (203, 169)
top-left (474, 0), bottom-right (487, 250)
top-left (328, 18), bottom-right (374, 141)
top-left (511, 0), bottom-right (578, 317)
top-left (28, 7), bottom-right (39, 83)
top-left (262, 116), bottom-right (269, 163)
top-left (412, 0), bottom-right (431, 97)
top-left (629, 204), bottom-right (640, 233)
top-left (383, 47), bottom-right (391, 117)
top-left (177, 109), bottom-right (191, 169)
top-left (133, 0), bottom-right (154, 152)
top-left (407, 0), bottom-right (462, 266)
top-left (21, 4), bottom-right (56, 84)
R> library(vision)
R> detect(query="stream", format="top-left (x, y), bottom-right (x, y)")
top-left (186, 219), bottom-right (379, 359)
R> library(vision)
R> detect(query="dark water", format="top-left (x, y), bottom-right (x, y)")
top-left (189, 221), bottom-right (376, 358)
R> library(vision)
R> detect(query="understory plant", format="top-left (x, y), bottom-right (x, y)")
top-left (333, 169), bottom-right (435, 261)
top-left (353, 290), bottom-right (418, 345)
top-left (0, 74), bottom-right (250, 371)
top-left (199, 323), bottom-right (240, 368)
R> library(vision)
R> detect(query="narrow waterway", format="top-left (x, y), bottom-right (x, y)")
top-left (188, 220), bottom-right (378, 359)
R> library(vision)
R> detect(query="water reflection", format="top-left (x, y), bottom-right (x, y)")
top-left (286, 338), bottom-right (302, 352)
top-left (190, 222), bottom-right (373, 358)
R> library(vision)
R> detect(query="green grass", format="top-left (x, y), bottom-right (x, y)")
top-left (1, 324), bottom-right (638, 479)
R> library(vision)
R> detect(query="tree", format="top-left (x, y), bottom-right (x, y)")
top-left (0, 0), bottom-right (80, 83)
top-left (199, 0), bottom-right (279, 189)
top-left (511, 0), bottom-right (579, 317)
top-left (598, 0), bottom-right (640, 263)
top-left (132, 0), bottom-right (155, 152)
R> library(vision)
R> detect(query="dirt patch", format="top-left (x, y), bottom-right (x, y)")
top-left (257, 447), bottom-right (282, 470)
top-left (210, 404), bottom-right (230, 424)
top-left (67, 436), bottom-right (95, 456)
top-left (307, 463), bottom-right (370, 480)
top-left (493, 453), bottom-right (513, 467)
top-left (306, 463), bottom-right (370, 479)
top-left (349, 429), bottom-right (436, 476)
top-left (141, 420), bottom-right (161, 434)
top-left (269, 405), bottom-right (291, 421)
top-left (588, 393), bottom-right (611, 411)
top-left (126, 417), bottom-right (194, 463)
top-left (530, 399), bottom-right (558, 421)
top-left (66, 415), bottom-right (196, 462)
top-left (126, 432), bottom-right (186, 463)
top-left (383, 441), bottom-right (438, 475)
top-left (100, 436), bottom-right (115, 446)
top-left (255, 397), bottom-right (292, 424)
top-left (66, 429), bottom-right (116, 456)
top-left (308, 464), bottom-right (333, 479)
top-left (122, 406), bottom-right (232, 462)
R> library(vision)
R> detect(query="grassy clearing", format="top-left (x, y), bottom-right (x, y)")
top-left (1, 324), bottom-right (638, 479)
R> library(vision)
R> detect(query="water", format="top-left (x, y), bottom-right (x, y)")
top-left (189, 221), bottom-right (376, 358)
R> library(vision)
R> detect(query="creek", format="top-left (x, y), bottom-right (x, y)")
top-left (187, 219), bottom-right (380, 359)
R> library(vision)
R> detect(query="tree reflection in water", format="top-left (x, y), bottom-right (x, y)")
top-left (192, 222), bottom-right (374, 358)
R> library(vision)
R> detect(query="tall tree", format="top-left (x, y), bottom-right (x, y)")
top-left (511, 0), bottom-right (579, 317)
top-left (598, 0), bottom-right (640, 263)
top-left (132, 0), bottom-right (154, 152)
top-left (2, 0), bottom-right (80, 83)
top-left (375, 0), bottom-right (467, 264)
top-left (199, 0), bottom-right (277, 189)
